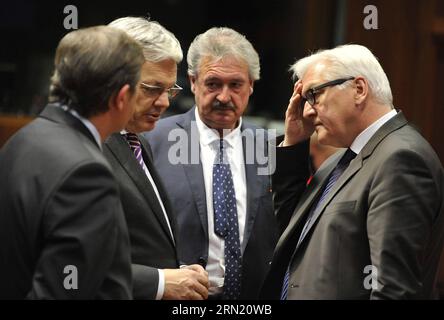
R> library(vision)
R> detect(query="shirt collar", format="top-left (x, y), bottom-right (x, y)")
top-left (350, 109), bottom-right (397, 154)
top-left (59, 105), bottom-right (102, 149)
top-left (194, 107), bottom-right (242, 149)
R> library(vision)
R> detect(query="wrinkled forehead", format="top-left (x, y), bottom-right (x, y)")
top-left (302, 62), bottom-right (329, 90)
top-left (197, 55), bottom-right (250, 79)
top-left (140, 59), bottom-right (177, 86)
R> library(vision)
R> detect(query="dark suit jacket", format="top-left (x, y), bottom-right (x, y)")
top-left (261, 112), bottom-right (444, 299)
top-left (0, 104), bottom-right (132, 299)
top-left (103, 133), bottom-right (179, 299)
top-left (144, 107), bottom-right (281, 299)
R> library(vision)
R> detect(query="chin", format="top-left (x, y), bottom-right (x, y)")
top-left (317, 135), bottom-right (341, 148)
top-left (137, 122), bottom-right (155, 133)
top-left (316, 131), bottom-right (329, 145)
top-left (215, 115), bottom-right (238, 126)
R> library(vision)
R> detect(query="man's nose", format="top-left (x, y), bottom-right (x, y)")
top-left (155, 91), bottom-right (170, 109)
top-left (216, 86), bottom-right (231, 104)
top-left (303, 101), bottom-right (317, 118)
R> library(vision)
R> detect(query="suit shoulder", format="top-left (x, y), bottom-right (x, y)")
top-left (156, 112), bottom-right (187, 130)
top-left (380, 125), bottom-right (439, 160)
top-left (4, 117), bottom-right (111, 175)
top-left (241, 120), bottom-right (274, 144)
top-left (143, 112), bottom-right (189, 144)
top-left (371, 126), bottom-right (443, 177)
top-left (242, 120), bottom-right (263, 131)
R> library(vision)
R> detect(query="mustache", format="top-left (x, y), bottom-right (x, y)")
top-left (212, 100), bottom-right (236, 111)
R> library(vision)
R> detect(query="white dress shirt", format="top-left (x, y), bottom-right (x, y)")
top-left (350, 109), bottom-right (397, 154)
top-left (194, 108), bottom-right (247, 295)
top-left (121, 130), bottom-right (175, 300)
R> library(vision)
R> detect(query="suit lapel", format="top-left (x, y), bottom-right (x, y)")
top-left (241, 125), bottom-right (263, 253)
top-left (282, 111), bottom-right (409, 251)
top-left (274, 157), bottom-right (335, 253)
top-left (359, 111), bottom-right (408, 160)
top-left (107, 133), bottom-right (175, 246)
top-left (304, 112), bottom-right (408, 233)
top-left (178, 109), bottom-right (209, 238)
top-left (298, 151), bottom-right (362, 245)
top-left (139, 136), bottom-right (178, 243)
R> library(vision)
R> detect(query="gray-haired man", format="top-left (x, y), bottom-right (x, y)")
top-left (145, 27), bottom-right (285, 299)
top-left (103, 17), bottom-right (209, 300)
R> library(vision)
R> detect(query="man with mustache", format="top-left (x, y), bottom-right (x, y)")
top-left (102, 17), bottom-right (208, 300)
top-left (145, 27), bottom-right (281, 299)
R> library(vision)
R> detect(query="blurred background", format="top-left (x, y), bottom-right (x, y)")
top-left (1, 0), bottom-right (443, 164)
top-left (1, 0), bottom-right (444, 298)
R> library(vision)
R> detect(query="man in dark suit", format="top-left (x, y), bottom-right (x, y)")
top-left (103, 17), bottom-right (208, 300)
top-left (145, 27), bottom-right (278, 299)
top-left (261, 44), bottom-right (444, 299)
top-left (0, 26), bottom-right (145, 299)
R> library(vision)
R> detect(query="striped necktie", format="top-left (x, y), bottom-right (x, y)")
top-left (125, 133), bottom-right (144, 168)
top-left (281, 149), bottom-right (356, 300)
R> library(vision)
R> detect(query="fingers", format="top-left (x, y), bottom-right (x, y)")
top-left (282, 80), bottom-right (315, 146)
top-left (193, 279), bottom-right (209, 300)
top-left (182, 268), bottom-right (209, 299)
top-left (184, 264), bottom-right (206, 275)
top-left (163, 268), bottom-right (209, 300)
top-left (287, 82), bottom-right (304, 119)
top-left (288, 81), bottom-right (301, 102)
top-left (183, 264), bottom-right (209, 287)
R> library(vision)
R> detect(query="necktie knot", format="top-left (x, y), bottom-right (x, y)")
top-left (124, 133), bottom-right (144, 168)
top-left (338, 148), bottom-right (356, 167)
top-left (214, 139), bottom-right (229, 164)
top-left (125, 133), bottom-right (141, 149)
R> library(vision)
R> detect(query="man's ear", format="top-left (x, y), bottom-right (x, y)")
top-left (249, 79), bottom-right (255, 95)
top-left (354, 77), bottom-right (368, 105)
top-left (189, 75), bottom-right (196, 94)
top-left (111, 84), bottom-right (132, 112)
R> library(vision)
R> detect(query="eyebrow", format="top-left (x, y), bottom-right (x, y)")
top-left (301, 85), bottom-right (312, 97)
top-left (203, 77), bottom-right (220, 82)
top-left (302, 80), bottom-right (323, 95)
top-left (204, 76), bottom-right (246, 83)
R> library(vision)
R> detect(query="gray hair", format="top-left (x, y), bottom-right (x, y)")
top-left (290, 44), bottom-right (393, 106)
top-left (108, 16), bottom-right (183, 63)
top-left (187, 27), bottom-right (260, 81)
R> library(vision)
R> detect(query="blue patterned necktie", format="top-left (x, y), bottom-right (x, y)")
top-left (212, 139), bottom-right (242, 300)
top-left (281, 149), bottom-right (356, 300)
top-left (125, 133), bottom-right (145, 168)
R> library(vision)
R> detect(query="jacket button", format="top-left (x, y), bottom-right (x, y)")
top-left (198, 257), bottom-right (207, 268)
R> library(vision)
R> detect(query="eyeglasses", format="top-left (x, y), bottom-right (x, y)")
top-left (302, 77), bottom-right (354, 106)
top-left (140, 82), bottom-right (183, 99)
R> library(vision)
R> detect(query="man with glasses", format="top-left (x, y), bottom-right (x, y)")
top-left (261, 44), bottom-right (444, 299)
top-left (103, 17), bottom-right (209, 300)
top-left (145, 27), bottom-right (279, 299)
